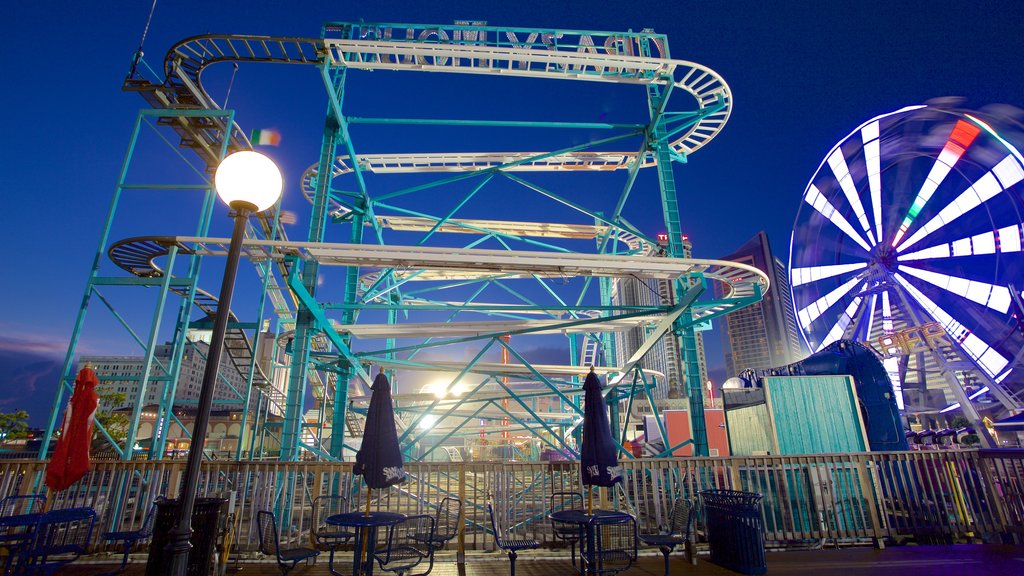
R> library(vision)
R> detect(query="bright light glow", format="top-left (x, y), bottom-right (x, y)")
top-left (897, 158), bottom-right (1016, 253)
top-left (865, 293), bottom-right (877, 338)
top-left (798, 275), bottom-right (862, 330)
top-left (417, 414), bottom-right (439, 431)
top-left (999, 224), bottom-right (1022, 252)
top-left (214, 151), bottom-right (284, 212)
top-left (862, 122), bottom-right (884, 240)
top-left (421, 380), bottom-right (468, 399)
top-left (891, 121), bottom-right (979, 248)
top-left (899, 265), bottom-right (1011, 312)
top-left (882, 290), bottom-right (894, 334)
top-left (790, 262), bottom-right (867, 287)
top-left (882, 357), bottom-right (904, 410)
top-left (828, 148), bottom-right (876, 245)
top-left (804, 184), bottom-right (872, 253)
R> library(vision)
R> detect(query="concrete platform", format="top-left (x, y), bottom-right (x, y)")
top-left (61, 544), bottom-right (1024, 575)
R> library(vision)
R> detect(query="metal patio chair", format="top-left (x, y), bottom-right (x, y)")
top-left (487, 503), bottom-right (539, 576)
top-left (582, 513), bottom-right (638, 576)
top-left (256, 510), bottom-right (319, 576)
top-left (374, 514), bottom-right (434, 576)
top-left (639, 497), bottom-right (696, 575)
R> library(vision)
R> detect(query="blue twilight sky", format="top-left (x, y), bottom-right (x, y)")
top-left (1, 1), bottom-right (1023, 426)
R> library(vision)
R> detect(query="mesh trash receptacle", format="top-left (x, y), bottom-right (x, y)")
top-left (700, 490), bottom-right (766, 575)
top-left (146, 498), bottom-right (226, 576)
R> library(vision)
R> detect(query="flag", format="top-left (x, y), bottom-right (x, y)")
top-left (251, 128), bottom-right (281, 146)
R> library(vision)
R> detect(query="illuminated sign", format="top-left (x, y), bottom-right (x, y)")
top-left (874, 322), bottom-right (951, 358)
top-left (324, 22), bottom-right (670, 77)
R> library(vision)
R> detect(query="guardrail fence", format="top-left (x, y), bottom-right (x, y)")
top-left (1, 449), bottom-right (1020, 556)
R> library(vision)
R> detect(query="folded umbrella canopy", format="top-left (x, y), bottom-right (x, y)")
top-left (581, 368), bottom-right (622, 503)
top-left (46, 367), bottom-right (99, 492)
top-left (354, 371), bottom-right (407, 491)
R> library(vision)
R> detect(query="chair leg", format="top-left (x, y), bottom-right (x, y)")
top-left (96, 541), bottom-right (133, 576)
top-left (508, 550), bottom-right (517, 576)
top-left (570, 541), bottom-right (576, 568)
top-left (661, 547), bottom-right (671, 576)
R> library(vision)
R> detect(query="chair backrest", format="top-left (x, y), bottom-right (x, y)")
top-left (28, 507), bottom-right (97, 558)
top-left (668, 498), bottom-right (694, 537)
top-left (434, 497), bottom-right (462, 544)
top-left (136, 500), bottom-right (161, 538)
top-left (590, 514), bottom-right (638, 566)
top-left (0, 494), bottom-right (46, 516)
top-left (378, 514), bottom-right (434, 566)
top-left (256, 510), bottom-right (280, 558)
top-left (550, 491), bottom-right (583, 514)
top-left (311, 495), bottom-right (348, 541)
top-left (487, 503), bottom-right (502, 540)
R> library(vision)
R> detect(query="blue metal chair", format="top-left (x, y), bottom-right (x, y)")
top-left (97, 499), bottom-right (160, 576)
top-left (17, 506), bottom-right (97, 576)
top-left (583, 513), bottom-right (637, 576)
top-left (374, 514), bottom-right (434, 576)
top-left (487, 503), bottom-right (539, 576)
top-left (312, 495), bottom-right (355, 576)
top-left (256, 510), bottom-right (319, 576)
top-left (639, 497), bottom-right (695, 575)
top-left (0, 494), bottom-right (46, 574)
top-left (412, 497), bottom-right (462, 553)
top-left (549, 491), bottom-right (584, 568)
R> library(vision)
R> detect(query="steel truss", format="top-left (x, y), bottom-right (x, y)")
top-left (46, 22), bottom-right (766, 462)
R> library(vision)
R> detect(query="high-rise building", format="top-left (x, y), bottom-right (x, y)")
top-left (82, 335), bottom-right (256, 413)
top-left (612, 235), bottom-right (708, 400)
top-left (719, 231), bottom-right (804, 377)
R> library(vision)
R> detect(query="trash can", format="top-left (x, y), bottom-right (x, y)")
top-left (700, 489), bottom-right (766, 575)
top-left (146, 497), bottom-right (226, 576)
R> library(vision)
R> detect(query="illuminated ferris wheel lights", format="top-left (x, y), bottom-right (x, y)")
top-left (791, 105), bottom-right (1024, 415)
top-left (804, 184), bottom-right (873, 253)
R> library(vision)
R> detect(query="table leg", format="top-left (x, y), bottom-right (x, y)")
top-left (366, 527), bottom-right (376, 576)
top-left (352, 530), bottom-right (364, 576)
top-left (586, 525), bottom-right (595, 576)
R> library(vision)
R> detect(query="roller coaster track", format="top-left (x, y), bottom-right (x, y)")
top-left (106, 238), bottom-right (286, 414)
top-left (117, 26), bottom-right (737, 452)
top-left (109, 236), bottom-right (768, 334)
top-left (126, 31), bottom-right (729, 178)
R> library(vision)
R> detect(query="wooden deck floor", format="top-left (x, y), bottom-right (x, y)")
top-left (59, 544), bottom-right (1024, 576)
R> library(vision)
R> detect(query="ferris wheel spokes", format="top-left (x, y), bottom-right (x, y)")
top-left (862, 120), bottom-right (885, 240)
top-left (803, 184), bottom-right (873, 253)
top-left (896, 154), bottom-right (1024, 253)
top-left (891, 119), bottom-right (981, 248)
top-left (828, 147), bottom-right (877, 246)
top-left (790, 262), bottom-right (867, 287)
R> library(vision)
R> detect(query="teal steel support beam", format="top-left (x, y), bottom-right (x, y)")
top-left (647, 80), bottom-right (708, 455)
top-left (282, 68), bottom-right (345, 460)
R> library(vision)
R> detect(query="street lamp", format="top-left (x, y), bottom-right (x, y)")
top-left (167, 151), bottom-right (282, 576)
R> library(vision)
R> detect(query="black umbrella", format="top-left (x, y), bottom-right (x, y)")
top-left (354, 371), bottom-right (406, 513)
top-left (580, 368), bottom-right (622, 511)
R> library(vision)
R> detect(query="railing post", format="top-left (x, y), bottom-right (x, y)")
top-left (457, 461), bottom-right (466, 564)
top-left (855, 455), bottom-right (885, 549)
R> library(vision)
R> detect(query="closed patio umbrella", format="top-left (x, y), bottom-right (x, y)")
top-left (580, 367), bottom-right (622, 511)
top-left (46, 366), bottom-right (100, 492)
top-left (354, 371), bottom-right (407, 512)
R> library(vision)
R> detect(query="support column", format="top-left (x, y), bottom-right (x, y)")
top-left (648, 90), bottom-right (708, 456)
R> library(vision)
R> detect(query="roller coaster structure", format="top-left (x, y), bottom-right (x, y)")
top-left (42, 22), bottom-right (767, 462)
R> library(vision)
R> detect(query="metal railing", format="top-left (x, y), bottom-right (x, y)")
top-left (2, 449), bottom-right (1020, 556)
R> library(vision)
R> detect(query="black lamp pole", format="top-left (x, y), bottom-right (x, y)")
top-left (167, 200), bottom-right (256, 576)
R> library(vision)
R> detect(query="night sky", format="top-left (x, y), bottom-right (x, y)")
top-left (2, 1), bottom-right (1023, 426)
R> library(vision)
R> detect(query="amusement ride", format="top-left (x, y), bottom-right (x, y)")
top-left (42, 22), bottom-right (769, 462)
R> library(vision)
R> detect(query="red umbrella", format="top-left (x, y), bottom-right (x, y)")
top-left (46, 367), bottom-right (99, 492)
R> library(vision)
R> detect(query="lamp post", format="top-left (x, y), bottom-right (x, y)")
top-left (167, 151), bottom-right (282, 576)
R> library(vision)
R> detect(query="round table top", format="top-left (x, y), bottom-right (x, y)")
top-left (549, 509), bottom-right (631, 524)
top-left (325, 511), bottom-right (407, 528)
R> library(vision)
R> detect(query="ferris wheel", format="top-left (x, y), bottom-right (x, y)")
top-left (789, 104), bottom-right (1024, 416)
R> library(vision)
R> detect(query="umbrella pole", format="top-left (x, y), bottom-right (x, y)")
top-left (361, 487), bottom-right (372, 572)
top-left (587, 488), bottom-right (593, 514)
